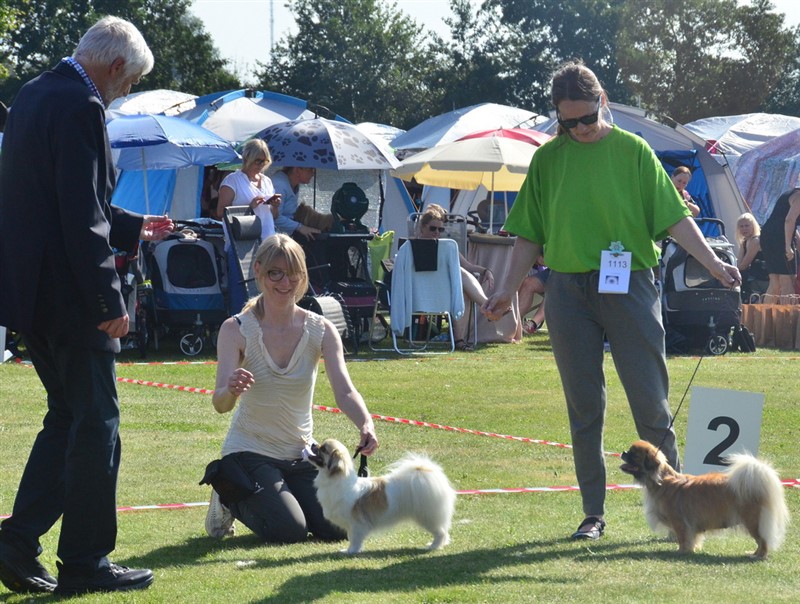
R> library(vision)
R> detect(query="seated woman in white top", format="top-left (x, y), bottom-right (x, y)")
top-left (215, 139), bottom-right (281, 240)
top-left (205, 233), bottom-right (379, 543)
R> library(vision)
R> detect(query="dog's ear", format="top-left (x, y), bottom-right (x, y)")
top-left (640, 446), bottom-right (666, 485)
top-left (326, 446), bottom-right (348, 476)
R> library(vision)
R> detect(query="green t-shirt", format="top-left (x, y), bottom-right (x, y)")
top-left (504, 126), bottom-right (691, 273)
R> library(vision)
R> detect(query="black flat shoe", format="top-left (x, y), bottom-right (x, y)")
top-left (570, 516), bottom-right (606, 541)
top-left (0, 541), bottom-right (57, 594)
top-left (54, 562), bottom-right (153, 596)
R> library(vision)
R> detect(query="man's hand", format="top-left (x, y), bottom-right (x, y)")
top-left (98, 314), bottom-right (129, 338)
top-left (140, 215), bottom-right (174, 241)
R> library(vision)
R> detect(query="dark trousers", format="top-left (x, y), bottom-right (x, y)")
top-left (0, 332), bottom-right (120, 571)
top-left (228, 452), bottom-right (346, 544)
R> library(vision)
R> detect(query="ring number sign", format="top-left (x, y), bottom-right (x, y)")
top-left (683, 387), bottom-right (764, 475)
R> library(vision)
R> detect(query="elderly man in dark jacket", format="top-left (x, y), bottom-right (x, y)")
top-left (0, 16), bottom-right (172, 596)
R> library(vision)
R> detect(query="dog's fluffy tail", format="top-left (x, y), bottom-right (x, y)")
top-left (726, 454), bottom-right (789, 551)
top-left (386, 454), bottom-right (456, 527)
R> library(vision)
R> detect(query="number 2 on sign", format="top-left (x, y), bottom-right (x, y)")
top-left (702, 416), bottom-right (741, 466)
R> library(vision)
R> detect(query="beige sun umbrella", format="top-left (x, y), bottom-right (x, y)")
top-left (392, 136), bottom-right (539, 230)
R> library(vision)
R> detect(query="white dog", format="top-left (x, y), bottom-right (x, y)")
top-left (308, 438), bottom-right (456, 554)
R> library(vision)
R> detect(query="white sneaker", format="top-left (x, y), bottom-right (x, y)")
top-left (205, 490), bottom-right (235, 538)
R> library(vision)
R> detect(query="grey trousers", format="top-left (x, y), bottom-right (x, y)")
top-left (545, 269), bottom-right (680, 518)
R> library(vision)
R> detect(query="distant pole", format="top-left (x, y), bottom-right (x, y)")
top-left (270, 0), bottom-right (274, 51)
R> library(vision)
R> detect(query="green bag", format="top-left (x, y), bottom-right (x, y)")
top-left (368, 230), bottom-right (394, 283)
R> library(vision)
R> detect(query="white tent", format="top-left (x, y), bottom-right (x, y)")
top-left (684, 112), bottom-right (800, 157)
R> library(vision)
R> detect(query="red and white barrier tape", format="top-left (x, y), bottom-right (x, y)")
top-left (114, 376), bottom-right (589, 456)
top-left (313, 404), bottom-right (587, 454)
top-left (117, 377), bottom-right (215, 395)
top-left (4, 479), bottom-right (799, 519)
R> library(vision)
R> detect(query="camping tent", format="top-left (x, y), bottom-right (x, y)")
top-left (684, 112), bottom-right (800, 158)
top-left (175, 89), bottom-right (349, 144)
top-left (733, 128), bottom-right (800, 225)
top-left (111, 166), bottom-right (203, 218)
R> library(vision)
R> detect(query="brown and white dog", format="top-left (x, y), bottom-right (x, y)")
top-left (308, 438), bottom-right (456, 554)
top-left (620, 440), bottom-right (789, 558)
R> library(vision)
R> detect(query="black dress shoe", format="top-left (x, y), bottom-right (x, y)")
top-left (0, 541), bottom-right (57, 594)
top-left (54, 562), bottom-right (153, 596)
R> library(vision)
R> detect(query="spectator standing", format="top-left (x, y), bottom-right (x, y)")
top-left (0, 16), bottom-right (172, 596)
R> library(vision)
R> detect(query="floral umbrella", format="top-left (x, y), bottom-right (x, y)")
top-left (256, 118), bottom-right (400, 170)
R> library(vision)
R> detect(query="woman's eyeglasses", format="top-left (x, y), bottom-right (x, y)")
top-left (266, 269), bottom-right (301, 282)
top-left (253, 157), bottom-right (268, 166)
top-left (428, 226), bottom-right (446, 233)
top-left (556, 97), bottom-right (601, 130)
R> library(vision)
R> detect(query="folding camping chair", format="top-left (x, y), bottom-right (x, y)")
top-left (377, 238), bottom-right (470, 354)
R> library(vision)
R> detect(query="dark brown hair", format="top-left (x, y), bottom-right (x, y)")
top-left (551, 60), bottom-right (604, 106)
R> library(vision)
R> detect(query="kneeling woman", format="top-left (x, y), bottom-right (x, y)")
top-left (206, 234), bottom-right (379, 542)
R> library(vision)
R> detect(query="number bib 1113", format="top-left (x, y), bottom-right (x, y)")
top-left (598, 250), bottom-right (631, 294)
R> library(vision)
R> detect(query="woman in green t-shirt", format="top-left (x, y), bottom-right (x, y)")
top-left (483, 61), bottom-right (741, 541)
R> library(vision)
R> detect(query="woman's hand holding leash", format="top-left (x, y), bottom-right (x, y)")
top-left (482, 291), bottom-right (513, 322)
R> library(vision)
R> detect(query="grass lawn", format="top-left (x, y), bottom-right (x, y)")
top-left (1, 331), bottom-right (799, 603)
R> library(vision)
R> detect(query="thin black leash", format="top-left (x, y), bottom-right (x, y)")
top-left (353, 445), bottom-right (369, 477)
top-left (655, 352), bottom-right (705, 454)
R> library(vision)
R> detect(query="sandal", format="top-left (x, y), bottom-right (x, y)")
top-left (570, 516), bottom-right (605, 541)
top-left (454, 339), bottom-right (474, 352)
top-left (523, 319), bottom-right (542, 334)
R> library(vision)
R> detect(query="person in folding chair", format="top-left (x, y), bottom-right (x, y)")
top-left (418, 204), bottom-right (493, 351)
top-left (483, 60), bottom-right (740, 542)
top-left (205, 234), bottom-right (378, 544)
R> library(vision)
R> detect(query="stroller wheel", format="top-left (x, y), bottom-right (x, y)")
top-left (180, 333), bottom-right (204, 356)
top-left (706, 334), bottom-right (728, 356)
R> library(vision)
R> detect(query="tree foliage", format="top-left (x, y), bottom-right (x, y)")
top-left (1, 0), bottom-right (798, 125)
top-left (255, 0), bottom-right (436, 128)
top-left (490, 0), bottom-right (633, 111)
top-left (615, 0), bottom-right (798, 122)
top-left (427, 0), bottom-right (537, 115)
top-left (0, 0), bottom-right (240, 105)
top-left (0, 1), bottom-right (21, 80)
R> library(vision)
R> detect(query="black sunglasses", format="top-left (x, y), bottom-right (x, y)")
top-left (428, 226), bottom-right (446, 233)
top-left (556, 97), bottom-right (601, 130)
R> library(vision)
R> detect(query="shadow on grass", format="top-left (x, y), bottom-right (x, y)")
top-left (115, 533), bottom-right (762, 604)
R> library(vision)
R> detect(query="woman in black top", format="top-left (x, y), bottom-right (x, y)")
top-left (760, 189), bottom-right (800, 299)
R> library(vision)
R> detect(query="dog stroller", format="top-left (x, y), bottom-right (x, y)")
top-left (145, 220), bottom-right (228, 355)
top-left (660, 218), bottom-right (742, 355)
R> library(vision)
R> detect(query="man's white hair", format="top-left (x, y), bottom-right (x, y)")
top-left (74, 16), bottom-right (154, 79)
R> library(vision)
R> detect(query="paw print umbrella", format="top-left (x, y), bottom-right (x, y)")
top-left (256, 118), bottom-right (400, 170)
